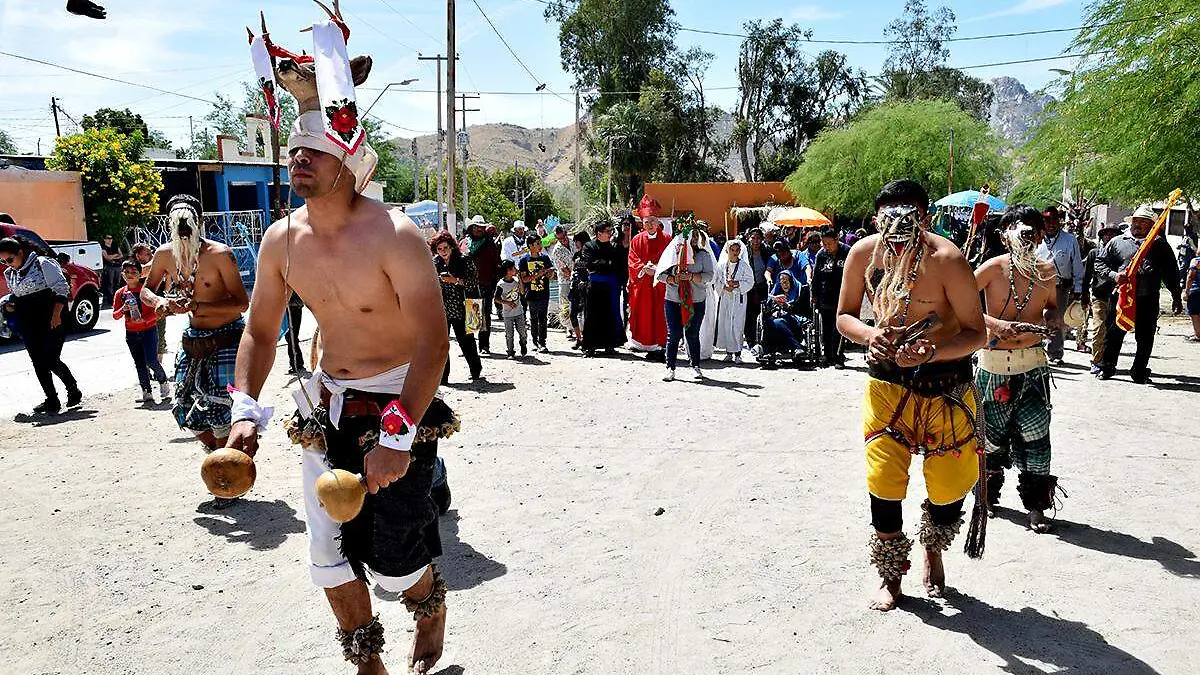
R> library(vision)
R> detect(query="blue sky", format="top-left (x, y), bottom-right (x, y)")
top-left (0, 0), bottom-right (1087, 154)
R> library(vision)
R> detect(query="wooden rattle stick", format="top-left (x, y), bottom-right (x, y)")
top-left (314, 469), bottom-right (367, 523)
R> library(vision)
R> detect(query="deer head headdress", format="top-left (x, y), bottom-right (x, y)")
top-left (248, 0), bottom-right (378, 193)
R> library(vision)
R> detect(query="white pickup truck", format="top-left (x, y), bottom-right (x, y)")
top-left (49, 240), bottom-right (103, 271)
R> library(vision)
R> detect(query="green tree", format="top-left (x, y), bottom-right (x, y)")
top-left (0, 129), bottom-right (16, 154)
top-left (464, 167), bottom-right (522, 228)
top-left (545, 0), bottom-right (678, 110)
top-left (46, 128), bottom-right (164, 239)
top-left (591, 100), bottom-right (655, 203)
top-left (734, 21), bottom-right (868, 181)
top-left (876, 1), bottom-right (993, 120)
top-left (190, 92), bottom-right (245, 160)
top-left (785, 100), bottom-right (1008, 216)
top-left (81, 107), bottom-right (174, 152)
top-left (1015, 0), bottom-right (1200, 203)
top-left (491, 165), bottom-right (562, 225)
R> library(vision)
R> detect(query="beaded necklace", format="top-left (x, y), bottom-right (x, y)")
top-left (1007, 252), bottom-right (1036, 314)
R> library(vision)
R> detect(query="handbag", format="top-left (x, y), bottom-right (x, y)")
top-left (464, 298), bottom-right (482, 334)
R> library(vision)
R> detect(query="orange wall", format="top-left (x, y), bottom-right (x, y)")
top-left (0, 170), bottom-right (88, 241)
top-left (643, 182), bottom-right (797, 237)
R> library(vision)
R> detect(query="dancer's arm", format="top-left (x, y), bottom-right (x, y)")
top-left (226, 223), bottom-right (290, 455)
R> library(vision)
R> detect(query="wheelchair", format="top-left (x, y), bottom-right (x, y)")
top-left (756, 284), bottom-right (821, 369)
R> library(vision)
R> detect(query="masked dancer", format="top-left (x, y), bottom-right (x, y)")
top-left (229, 12), bottom-right (456, 674)
top-left (974, 206), bottom-right (1060, 533)
top-left (836, 180), bottom-right (988, 611)
top-left (146, 195), bottom-right (249, 451)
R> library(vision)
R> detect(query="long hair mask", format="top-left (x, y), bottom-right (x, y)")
top-left (1004, 222), bottom-right (1055, 284)
top-left (166, 195), bottom-right (204, 292)
top-left (867, 205), bottom-right (927, 326)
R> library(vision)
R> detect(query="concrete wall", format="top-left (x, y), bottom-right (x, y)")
top-left (642, 182), bottom-right (797, 237)
top-left (0, 168), bottom-right (88, 241)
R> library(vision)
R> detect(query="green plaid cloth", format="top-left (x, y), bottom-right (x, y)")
top-left (976, 365), bottom-right (1052, 474)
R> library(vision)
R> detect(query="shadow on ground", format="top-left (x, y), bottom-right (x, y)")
top-left (909, 591), bottom-right (1159, 673)
top-left (438, 509), bottom-right (506, 591)
top-left (995, 508), bottom-right (1200, 578)
top-left (193, 498), bottom-right (306, 551)
top-left (14, 408), bottom-right (98, 426)
top-left (443, 380), bottom-right (516, 394)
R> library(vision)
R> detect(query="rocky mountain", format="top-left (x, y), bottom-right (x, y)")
top-left (391, 123), bottom-right (582, 193)
top-left (391, 110), bottom-right (748, 193)
top-left (989, 76), bottom-right (1054, 146)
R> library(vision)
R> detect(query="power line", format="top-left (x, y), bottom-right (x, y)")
top-left (375, 0), bottom-right (444, 46)
top-left (343, 7), bottom-right (422, 54)
top-left (470, 0), bottom-right (568, 102)
top-left (678, 11), bottom-right (1184, 46)
top-left (0, 50), bottom-right (216, 105)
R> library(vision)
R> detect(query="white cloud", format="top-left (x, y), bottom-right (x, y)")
top-left (968, 0), bottom-right (1073, 22)
top-left (790, 4), bottom-right (844, 22)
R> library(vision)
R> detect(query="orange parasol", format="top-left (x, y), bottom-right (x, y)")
top-left (768, 206), bottom-right (832, 228)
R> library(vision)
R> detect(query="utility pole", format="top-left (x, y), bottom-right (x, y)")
top-left (606, 139), bottom-right (614, 211)
top-left (947, 127), bottom-right (955, 196)
top-left (446, 0), bottom-right (458, 235)
top-left (50, 97), bottom-right (61, 137)
top-left (457, 92), bottom-right (479, 223)
top-left (411, 138), bottom-right (420, 203)
top-left (188, 116), bottom-right (195, 159)
top-left (418, 55), bottom-right (448, 229)
top-left (574, 88), bottom-right (581, 226)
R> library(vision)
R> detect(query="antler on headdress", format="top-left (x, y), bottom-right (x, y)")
top-left (246, 0), bottom-right (371, 115)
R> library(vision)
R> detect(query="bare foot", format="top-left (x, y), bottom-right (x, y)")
top-left (356, 655), bottom-right (388, 675)
top-left (923, 548), bottom-right (946, 598)
top-left (1029, 510), bottom-right (1052, 533)
top-left (868, 578), bottom-right (902, 611)
top-left (409, 605), bottom-right (446, 674)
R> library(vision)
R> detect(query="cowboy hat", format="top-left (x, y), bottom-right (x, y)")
top-left (1131, 204), bottom-right (1157, 222)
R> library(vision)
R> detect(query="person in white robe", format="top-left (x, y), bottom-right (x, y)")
top-left (708, 238), bottom-right (755, 361)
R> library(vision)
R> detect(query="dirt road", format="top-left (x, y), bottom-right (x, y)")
top-left (2, 318), bottom-right (1197, 674)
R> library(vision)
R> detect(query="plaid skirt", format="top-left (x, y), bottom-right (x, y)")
top-left (172, 319), bottom-right (244, 434)
top-left (976, 364), bottom-right (1052, 475)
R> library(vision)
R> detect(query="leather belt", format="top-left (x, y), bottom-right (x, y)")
top-left (319, 386), bottom-right (386, 419)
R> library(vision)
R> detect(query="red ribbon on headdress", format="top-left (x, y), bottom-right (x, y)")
top-left (636, 195), bottom-right (660, 219)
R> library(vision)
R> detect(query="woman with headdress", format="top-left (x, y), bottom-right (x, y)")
top-left (653, 215), bottom-right (715, 381)
top-left (579, 216), bottom-right (627, 356)
top-left (709, 238), bottom-right (755, 362)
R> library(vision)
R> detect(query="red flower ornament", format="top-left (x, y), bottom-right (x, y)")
top-left (993, 384), bottom-right (1012, 403)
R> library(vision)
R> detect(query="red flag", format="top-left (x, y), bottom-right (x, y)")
top-left (1114, 189), bottom-right (1183, 331)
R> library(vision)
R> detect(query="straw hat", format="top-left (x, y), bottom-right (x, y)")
top-left (1131, 204), bottom-right (1157, 222)
top-left (1063, 302), bottom-right (1087, 330)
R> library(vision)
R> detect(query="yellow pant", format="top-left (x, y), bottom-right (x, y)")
top-left (863, 378), bottom-right (979, 505)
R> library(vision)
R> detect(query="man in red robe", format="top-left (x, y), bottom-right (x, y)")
top-left (628, 195), bottom-right (671, 360)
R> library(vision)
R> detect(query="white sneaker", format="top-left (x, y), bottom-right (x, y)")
top-left (159, 381), bottom-right (171, 399)
top-left (663, 369), bottom-right (676, 382)
top-left (692, 366), bottom-right (704, 381)
top-left (140, 389), bottom-right (154, 403)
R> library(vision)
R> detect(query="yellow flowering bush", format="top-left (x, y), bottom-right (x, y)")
top-left (46, 127), bottom-right (164, 240)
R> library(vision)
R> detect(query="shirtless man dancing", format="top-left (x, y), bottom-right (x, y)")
top-left (974, 205), bottom-right (1060, 533)
top-left (146, 195), bottom-right (249, 451)
top-left (225, 108), bottom-right (453, 674)
top-left (837, 180), bottom-right (987, 611)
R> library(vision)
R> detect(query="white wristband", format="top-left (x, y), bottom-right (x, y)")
top-left (378, 400), bottom-right (416, 453)
top-left (228, 387), bottom-right (274, 433)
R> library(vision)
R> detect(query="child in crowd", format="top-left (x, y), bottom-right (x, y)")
top-left (495, 260), bottom-right (528, 358)
top-left (112, 260), bottom-right (170, 403)
top-left (519, 234), bottom-right (555, 353)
